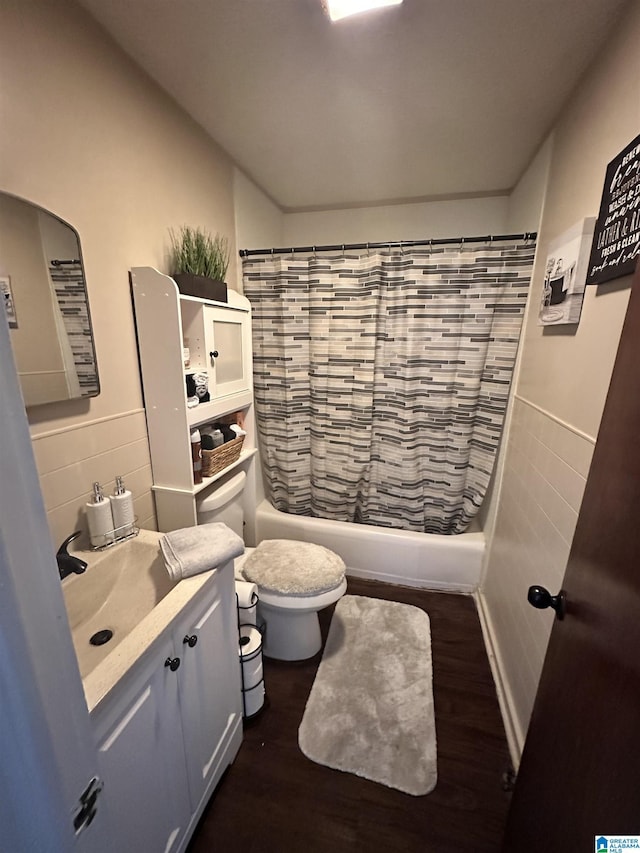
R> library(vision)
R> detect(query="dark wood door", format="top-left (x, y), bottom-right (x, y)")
top-left (502, 262), bottom-right (640, 851)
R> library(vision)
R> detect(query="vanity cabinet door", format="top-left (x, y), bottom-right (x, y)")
top-left (203, 305), bottom-right (251, 398)
top-left (174, 566), bottom-right (243, 809)
top-left (93, 638), bottom-right (192, 853)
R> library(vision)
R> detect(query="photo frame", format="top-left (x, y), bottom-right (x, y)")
top-left (1, 276), bottom-right (18, 328)
top-left (539, 218), bottom-right (596, 327)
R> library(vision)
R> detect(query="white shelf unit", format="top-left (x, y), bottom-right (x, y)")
top-left (131, 266), bottom-right (257, 533)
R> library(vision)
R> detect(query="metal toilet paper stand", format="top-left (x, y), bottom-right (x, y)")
top-left (236, 590), bottom-right (266, 720)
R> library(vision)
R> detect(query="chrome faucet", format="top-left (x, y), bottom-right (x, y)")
top-left (57, 531), bottom-right (88, 580)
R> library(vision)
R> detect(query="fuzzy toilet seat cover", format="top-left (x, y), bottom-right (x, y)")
top-left (242, 539), bottom-right (346, 596)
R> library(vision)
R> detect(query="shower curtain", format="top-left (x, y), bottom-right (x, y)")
top-left (243, 241), bottom-right (534, 534)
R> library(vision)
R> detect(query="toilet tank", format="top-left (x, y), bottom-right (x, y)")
top-left (196, 470), bottom-right (246, 539)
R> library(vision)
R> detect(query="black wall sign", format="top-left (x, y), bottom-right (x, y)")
top-left (587, 133), bottom-right (640, 285)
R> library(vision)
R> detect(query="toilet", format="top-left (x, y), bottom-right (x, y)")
top-left (197, 472), bottom-right (347, 661)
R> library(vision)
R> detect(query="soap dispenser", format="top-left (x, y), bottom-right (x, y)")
top-left (112, 475), bottom-right (135, 539)
top-left (86, 482), bottom-right (115, 548)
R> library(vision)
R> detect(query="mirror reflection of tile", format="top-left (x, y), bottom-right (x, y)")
top-left (1, 275), bottom-right (17, 328)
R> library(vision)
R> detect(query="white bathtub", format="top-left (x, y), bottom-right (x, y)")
top-left (254, 499), bottom-right (484, 592)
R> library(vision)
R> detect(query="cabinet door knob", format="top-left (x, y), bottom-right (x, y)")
top-left (209, 350), bottom-right (219, 359)
top-left (183, 634), bottom-right (198, 648)
top-left (164, 656), bottom-right (181, 672)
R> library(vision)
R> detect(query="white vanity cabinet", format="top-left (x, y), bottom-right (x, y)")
top-left (91, 562), bottom-right (243, 853)
top-left (172, 566), bottom-right (242, 809)
top-left (130, 266), bottom-right (257, 533)
top-left (93, 635), bottom-right (192, 853)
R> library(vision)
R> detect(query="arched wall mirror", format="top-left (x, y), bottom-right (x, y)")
top-left (0, 192), bottom-right (100, 407)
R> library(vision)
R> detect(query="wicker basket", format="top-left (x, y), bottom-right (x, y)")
top-left (201, 435), bottom-right (245, 478)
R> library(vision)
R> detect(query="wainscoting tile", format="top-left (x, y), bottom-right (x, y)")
top-left (481, 397), bottom-right (594, 757)
top-left (552, 426), bottom-right (595, 478)
top-left (32, 410), bottom-right (148, 474)
top-left (32, 410), bottom-right (155, 547)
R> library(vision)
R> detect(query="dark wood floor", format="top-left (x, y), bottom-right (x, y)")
top-left (187, 578), bottom-right (512, 853)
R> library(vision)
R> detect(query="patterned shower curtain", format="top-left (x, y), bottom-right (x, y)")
top-left (243, 241), bottom-right (534, 534)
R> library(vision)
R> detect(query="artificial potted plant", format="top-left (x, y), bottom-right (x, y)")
top-left (169, 225), bottom-right (230, 302)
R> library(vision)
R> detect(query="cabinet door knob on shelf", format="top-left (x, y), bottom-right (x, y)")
top-left (209, 350), bottom-right (219, 359)
top-left (183, 634), bottom-right (198, 648)
top-left (164, 656), bottom-right (181, 672)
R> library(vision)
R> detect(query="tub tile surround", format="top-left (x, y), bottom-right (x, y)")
top-left (479, 396), bottom-right (595, 758)
top-left (31, 409), bottom-right (156, 548)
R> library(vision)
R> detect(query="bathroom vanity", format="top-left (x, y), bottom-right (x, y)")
top-left (64, 531), bottom-right (243, 853)
top-left (130, 266), bottom-right (257, 533)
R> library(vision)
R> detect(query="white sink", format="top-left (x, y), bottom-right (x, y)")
top-left (62, 528), bottom-right (223, 714)
top-left (62, 530), bottom-right (177, 679)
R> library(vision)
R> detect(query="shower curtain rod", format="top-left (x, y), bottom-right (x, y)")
top-left (238, 231), bottom-right (537, 258)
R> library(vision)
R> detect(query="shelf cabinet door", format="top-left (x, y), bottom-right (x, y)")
top-left (94, 638), bottom-right (192, 853)
top-left (203, 305), bottom-right (251, 398)
top-left (174, 565), bottom-right (242, 809)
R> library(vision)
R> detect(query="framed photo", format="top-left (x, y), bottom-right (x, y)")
top-left (1, 276), bottom-right (17, 328)
top-left (539, 218), bottom-right (596, 327)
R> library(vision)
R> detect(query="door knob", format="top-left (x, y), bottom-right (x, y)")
top-left (527, 585), bottom-right (566, 620)
top-left (183, 634), bottom-right (198, 648)
top-left (209, 350), bottom-right (219, 359)
top-left (164, 656), bottom-right (181, 672)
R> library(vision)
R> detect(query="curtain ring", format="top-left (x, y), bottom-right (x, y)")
top-left (366, 242), bottom-right (370, 257)
top-left (399, 240), bottom-right (404, 256)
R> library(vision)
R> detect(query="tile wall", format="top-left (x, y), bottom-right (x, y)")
top-left (31, 410), bottom-right (155, 549)
top-left (479, 395), bottom-right (595, 754)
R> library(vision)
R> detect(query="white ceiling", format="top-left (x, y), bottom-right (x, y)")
top-left (77, 0), bottom-right (628, 211)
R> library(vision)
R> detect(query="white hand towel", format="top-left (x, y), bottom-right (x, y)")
top-left (161, 522), bottom-right (244, 581)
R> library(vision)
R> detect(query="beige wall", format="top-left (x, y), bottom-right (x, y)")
top-left (0, 0), bottom-right (237, 547)
top-left (478, 138), bottom-right (553, 541)
top-left (282, 194), bottom-right (509, 246)
top-left (479, 0), bottom-right (640, 761)
top-left (233, 169), bottom-right (284, 293)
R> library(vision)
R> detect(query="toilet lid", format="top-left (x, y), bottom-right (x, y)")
top-left (242, 539), bottom-right (346, 596)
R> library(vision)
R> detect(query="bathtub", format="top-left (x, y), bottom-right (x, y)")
top-left (254, 499), bottom-right (485, 592)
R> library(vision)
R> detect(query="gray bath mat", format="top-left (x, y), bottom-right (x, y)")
top-left (298, 595), bottom-right (437, 796)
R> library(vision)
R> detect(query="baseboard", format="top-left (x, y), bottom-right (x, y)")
top-left (474, 590), bottom-right (524, 769)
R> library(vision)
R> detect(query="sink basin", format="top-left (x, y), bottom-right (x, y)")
top-left (61, 527), bottom-right (224, 714)
top-left (63, 530), bottom-right (177, 679)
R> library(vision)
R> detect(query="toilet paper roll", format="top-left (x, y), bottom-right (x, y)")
top-left (241, 647), bottom-right (263, 691)
top-left (238, 626), bottom-right (262, 660)
top-left (236, 580), bottom-right (258, 609)
top-left (236, 581), bottom-right (258, 626)
top-left (243, 681), bottom-right (265, 718)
